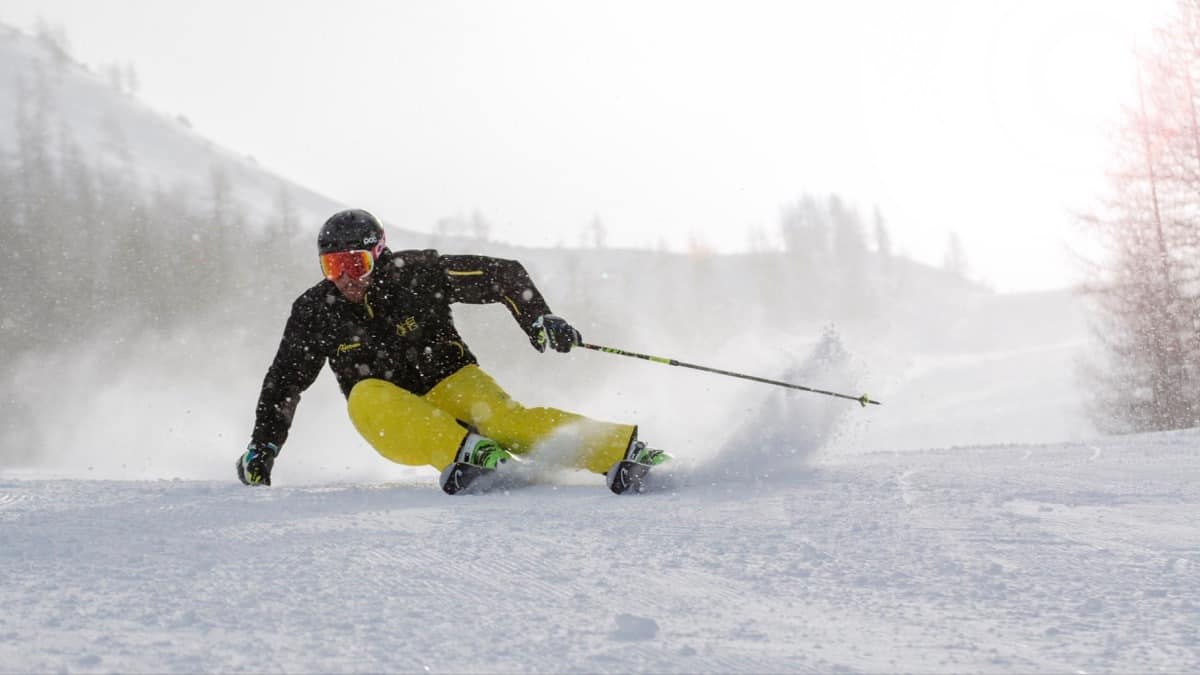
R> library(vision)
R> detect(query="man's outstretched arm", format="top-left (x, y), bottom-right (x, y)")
top-left (438, 254), bottom-right (581, 352)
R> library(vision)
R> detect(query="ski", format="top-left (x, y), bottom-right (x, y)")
top-left (439, 462), bottom-right (489, 495)
top-left (439, 462), bottom-right (532, 495)
top-left (606, 459), bottom-right (654, 494)
top-left (442, 454), bottom-right (670, 495)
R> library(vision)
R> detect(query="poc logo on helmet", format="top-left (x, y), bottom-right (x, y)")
top-left (363, 233), bottom-right (379, 246)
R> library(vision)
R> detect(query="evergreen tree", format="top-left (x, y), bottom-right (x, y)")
top-left (780, 193), bottom-right (829, 265)
top-left (0, 43), bottom-right (300, 374)
top-left (829, 195), bottom-right (874, 316)
top-left (830, 195), bottom-right (867, 278)
top-left (33, 17), bottom-right (71, 71)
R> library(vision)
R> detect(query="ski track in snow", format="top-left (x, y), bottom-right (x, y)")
top-left (2, 431), bottom-right (1199, 673)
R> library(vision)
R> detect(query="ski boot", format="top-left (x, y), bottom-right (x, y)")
top-left (605, 438), bottom-right (671, 495)
top-left (439, 432), bottom-right (518, 495)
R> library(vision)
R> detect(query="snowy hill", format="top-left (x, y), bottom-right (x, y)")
top-left (2, 428), bottom-right (1196, 673)
top-left (0, 23), bottom-right (343, 231)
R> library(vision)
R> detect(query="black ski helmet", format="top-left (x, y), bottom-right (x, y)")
top-left (317, 209), bottom-right (386, 255)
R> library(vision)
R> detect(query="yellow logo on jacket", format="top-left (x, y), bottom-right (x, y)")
top-left (396, 316), bottom-right (419, 337)
top-left (337, 342), bottom-right (362, 354)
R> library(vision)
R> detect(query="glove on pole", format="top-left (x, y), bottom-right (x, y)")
top-left (580, 343), bottom-right (881, 407)
top-left (530, 314), bottom-right (583, 353)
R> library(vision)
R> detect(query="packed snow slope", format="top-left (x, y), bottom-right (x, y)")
top-left (2, 427), bottom-right (1197, 674)
top-left (3, 19), bottom-right (1194, 673)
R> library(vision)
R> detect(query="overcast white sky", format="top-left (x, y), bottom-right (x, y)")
top-left (0, 0), bottom-right (1176, 291)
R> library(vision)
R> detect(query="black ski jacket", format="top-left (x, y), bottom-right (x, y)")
top-left (250, 249), bottom-right (554, 449)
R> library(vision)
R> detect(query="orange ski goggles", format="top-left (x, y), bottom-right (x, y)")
top-left (319, 249), bottom-right (375, 281)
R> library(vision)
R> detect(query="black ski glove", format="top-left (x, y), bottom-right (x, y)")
top-left (529, 314), bottom-right (582, 353)
top-left (237, 442), bottom-right (280, 486)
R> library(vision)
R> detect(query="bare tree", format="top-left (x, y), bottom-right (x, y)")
top-left (872, 206), bottom-right (892, 259)
top-left (471, 210), bottom-right (491, 242)
top-left (586, 215), bottom-right (606, 249)
top-left (123, 62), bottom-right (140, 97)
top-left (942, 232), bottom-right (968, 280)
top-left (1080, 0), bottom-right (1200, 432)
top-left (273, 180), bottom-right (299, 240)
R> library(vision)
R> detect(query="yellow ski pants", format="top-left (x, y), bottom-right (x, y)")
top-left (346, 364), bottom-right (635, 474)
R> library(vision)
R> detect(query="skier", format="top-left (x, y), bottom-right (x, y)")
top-left (237, 209), bottom-right (667, 494)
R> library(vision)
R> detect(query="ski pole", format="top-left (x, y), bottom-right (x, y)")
top-left (579, 343), bottom-right (881, 407)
